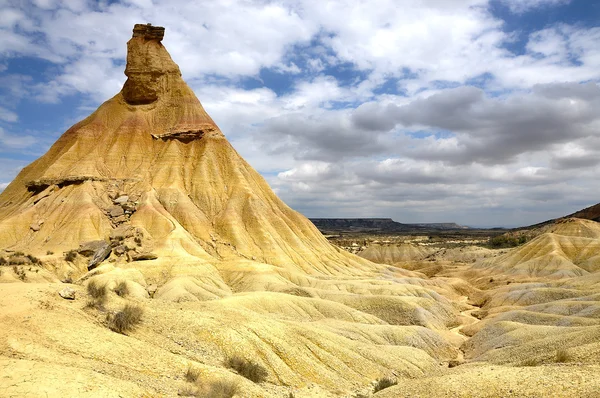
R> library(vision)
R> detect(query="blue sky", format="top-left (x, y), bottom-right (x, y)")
top-left (1, 0), bottom-right (600, 227)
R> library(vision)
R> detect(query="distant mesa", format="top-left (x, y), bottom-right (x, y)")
top-left (309, 218), bottom-right (469, 234)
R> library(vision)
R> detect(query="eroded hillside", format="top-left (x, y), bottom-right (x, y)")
top-left (1, 24), bottom-right (599, 398)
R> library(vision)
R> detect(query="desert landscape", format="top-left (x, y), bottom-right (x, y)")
top-left (2, 23), bottom-right (600, 398)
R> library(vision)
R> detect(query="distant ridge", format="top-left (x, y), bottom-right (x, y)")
top-left (309, 218), bottom-right (468, 234)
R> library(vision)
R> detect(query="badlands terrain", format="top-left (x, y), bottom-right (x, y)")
top-left (1, 24), bottom-right (600, 398)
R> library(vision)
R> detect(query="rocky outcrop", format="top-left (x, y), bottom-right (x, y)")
top-left (122, 23), bottom-right (180, 105)
top-left (0, 24), bottom-right (377, 277)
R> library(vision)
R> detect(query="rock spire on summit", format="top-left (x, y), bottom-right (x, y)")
top-left (132, 23), bottom-right (165, 41)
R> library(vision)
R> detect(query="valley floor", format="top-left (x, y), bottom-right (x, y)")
top-left (2, 219), bottom-right (600, 397)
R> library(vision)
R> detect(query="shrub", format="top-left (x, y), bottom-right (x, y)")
top-left (373, 377), bottom-right (397, 393)
top-left (107, 304), bottom-right (143, 334)
top-left (65, 250), bottom-right (78, 262)
top-left (185, 365), bottom-right (201, 383)
top-left (178, 384), bottom-right (199, 397)
top-left (488, 234), bottom-right (528, 249)
top-left (204, 380), bottom-right (239, 398)
top-left (555, 349), bottom-right (570, 363)
top-left (0, 257), bottom-right (6, 265)
top-left (13, 266), bottom-right (26, 281)
top-left (26, 254), bottom-right (40, 264)
top-left (520, 358), bottom-right (540, 367)
top-left (86, 280), bottom-right (108, 308)
top-left (178, 380), bottom-right (239, 398)
top-left (225, 355), bottom-right (268, 383)
top-left (47, 250), bottom-right (54, 255)
top-left (114, 281), bottom-right (129, 297)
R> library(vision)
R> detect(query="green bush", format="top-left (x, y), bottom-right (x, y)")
top-left (225, 355), bottom-right (268, 383)
top-left (488, 234), bottom-right (528, 248)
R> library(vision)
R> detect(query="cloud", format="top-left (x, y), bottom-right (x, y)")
top-left (499, 0), bottom-right (572, 14)
top-left (0, 106), bottom-right (18, 122)
top-left (2, 0), bottom-right (600, 227)
top-left (0, 127), bottom-right (37, 149)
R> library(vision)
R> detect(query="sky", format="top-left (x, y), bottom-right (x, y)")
top-left (1, 0), bottom-right (600, 228)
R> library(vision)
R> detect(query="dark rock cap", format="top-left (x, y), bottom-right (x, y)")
top-left (132, 23), bottom-right (165, 41)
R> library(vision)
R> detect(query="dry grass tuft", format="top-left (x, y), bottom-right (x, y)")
top-left (178, 384), bottom-right (199, 397)
top-left (86, 280), bottom-right (108, 308)
top-left (185, 365), bottom-right (201, 383)
top-left (555, 348), bottom-right (571, 363)
top-left (373, 377), bottom-right (397, 393)
top-left (107, 304), bottom-right (143, 334)
top-left (225, 355), bottom-right (268, 383)
top-left (179, 380), bottom-right (239, 398)
top-left (114, 281), bottom-right (129, 297)
top-left (203, 380), bottom-right (239, 398)
top-left (520, 358), bottom-right (541, 367)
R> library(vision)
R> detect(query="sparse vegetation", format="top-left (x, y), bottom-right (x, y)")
top-left (555, 348), bottom-right (571, 363)
top-left (26, 254), bottom-right (40, 264)
top-left (178, 384), bottom-right (199, 397)
top-left (282, 287), bottom-right (313, 297)
top-left (185, 365), bottom-right (201, 383)
top-left (178, 380), bottom-right (239, 398)
top-left (86, 280), bottom-right (108, 308)
top-left (225, 355), bottom-right (268, 383)
top-left (114, 281), bottom-right (129, 297)
top-left (107, 303), bottom-right (144, 334)
top-left (373, 377), bottom-right (397, 393)
top-left (488, 234), bottom-right (528, 248)
top-left (202, 380), bottom-right (239, 398)
top-left (520, 358), bottom-right (541, 367)
top-left (13, 266), bottom-right (26, 281)
top-left (64, 250), bottom-right (78, 262)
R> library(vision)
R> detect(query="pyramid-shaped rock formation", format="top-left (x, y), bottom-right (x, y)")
top-left (0, 24), bottom-right (372, 275)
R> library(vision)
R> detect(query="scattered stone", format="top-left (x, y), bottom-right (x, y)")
top-left (113, 215), bottom-right (128, 224)
top-left (109, 206), bottom-right (125, 218)
top-left (30, 222), bottom-right (41, 232)
top-left (131, 252), bottom-right (158, 261)
top-left (78, 240), bottom-right (108, 257)
top-left (147, 284), bottom-right (158, 297)
top-left (122, 203), bottom-right (137, 212)
top-left (58, 287), bottom-right (76, 300)
top-left (113, 195), bottom-right (129, 204)
top-left (110, 226), bottom-right (135, 241)
top-left (88, 242), bottom-right (112, 270)
top-left (114, 245), bottom-right (127, 256)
